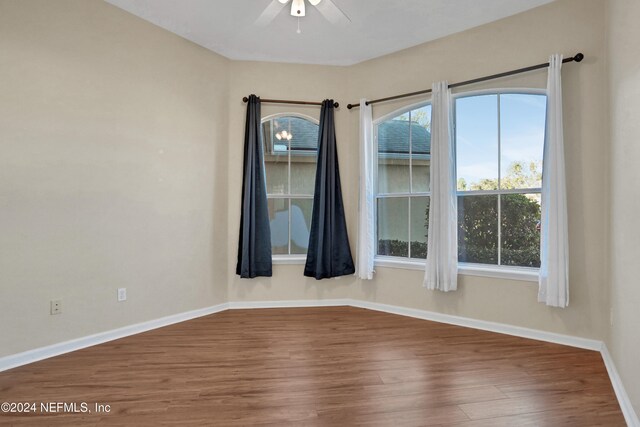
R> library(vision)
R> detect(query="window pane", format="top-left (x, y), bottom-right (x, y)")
top-left (456, 95), bottom-right (499, 191)
top-left (289, 117), bottom-right (318, 195)
top-left (500, 94), bottom-right (546, 189)
top-left (501, 193), bottom-right (541, 267)
top-left (290, 155), bottom-right (317, 195)
top-left (378, 112), bottom-right (410, 193)
top-left (458, 195), bottom-right (498, 264)
top-left (263, 119), bottom-right (288, 195)
top-left (268, 198), bottom-right (289, 255)
top-left (410, 196), bottom-right (429, 259)
top-left (290, 198), bottom-right (313, 255)
top-left (377, 197), bottom-right (408, 257)
top-left (411, 105), bottom-right (432, 193)
top-left (262, 116), bottom-right (319, 257)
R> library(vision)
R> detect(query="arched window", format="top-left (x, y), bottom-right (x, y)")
top-left (374, 103), bottom-right (432, 260)
top-left (261, 114), bottom-right (319, 257)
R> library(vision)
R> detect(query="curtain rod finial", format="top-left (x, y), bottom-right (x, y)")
top-left (334, 102), bottom-right (339, 108)
top-left (347, 104), bottom-right (354, 109)
top-left (242, 96), bottom-right (249, 103)
top-left (574, 53), bottom-right (584, 62)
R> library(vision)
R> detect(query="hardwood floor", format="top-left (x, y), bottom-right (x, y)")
top-left (0, 307), bottom-right (624, 426)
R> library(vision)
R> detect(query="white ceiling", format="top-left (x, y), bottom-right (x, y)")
top-left (105, 0), bottom-right (555, 66)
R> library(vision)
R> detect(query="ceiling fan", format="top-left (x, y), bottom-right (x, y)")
top-left (256, 0), bottom-right (351, 29)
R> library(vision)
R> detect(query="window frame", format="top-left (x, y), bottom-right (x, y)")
top-left (373, 100), bottom-right (433, 263)
top-left (371, 89), bottom-right (545, 282)
top-left (453, 88), bottom-right (546, 275)
top-left (261, 112), bottom-right (319, 264)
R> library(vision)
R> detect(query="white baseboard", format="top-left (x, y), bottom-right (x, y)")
top-left (348, 299), bottom-right (603, 351)
top-left (1, 298), bottom-right (636, 425)
top-left (0, 303), bottom-right (229, 373)
top-left (601, 344), bottom-right (640, 427)
top-left (227, 299), bottom-right (350, 309)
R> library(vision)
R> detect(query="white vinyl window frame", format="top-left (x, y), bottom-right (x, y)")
top-left (454, 88), bottom-right (546, 280)
top-left (373, 100), bottom-right (432, 264)
top-left (372, 89), bottom-right (545, 283)
top-left (261, 112), bottom-right (319, 264)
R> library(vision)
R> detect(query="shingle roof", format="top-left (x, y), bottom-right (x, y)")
top-left (263, 117), bottom-right (318, 153)
top-left (262, 116), bottom-right (431, 158)
top-left (378, 119), bottom-right (431, 157)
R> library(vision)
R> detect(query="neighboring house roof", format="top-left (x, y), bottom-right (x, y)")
top-left (262, 116), bottom-right (431, 159)
top-left (263, 117), bottom-right (318, 154)
top-left (378, 119), bottom-right (431, 158)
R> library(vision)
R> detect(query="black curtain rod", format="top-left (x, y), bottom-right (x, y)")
top-left (346, 53), bottom-right (584, 110)
top-left (243, 96), bottom-right (339, 108)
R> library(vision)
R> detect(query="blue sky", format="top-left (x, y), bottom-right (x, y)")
top-left (455, 93), bottom-right (546, 189)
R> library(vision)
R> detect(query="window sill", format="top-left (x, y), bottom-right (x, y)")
top-left (375, 257), bottom-right (426, 271)
top-left (272, 255), bottom-right (306, 265)
top-left (373, 258), bottom-right (539, 282)
top-left (458, 263), bottom-right (539, 282)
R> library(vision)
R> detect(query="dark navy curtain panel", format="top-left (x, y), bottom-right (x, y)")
top-left (304, 100), bottom-right (355, 280)
top-left (236, 95), bottom-right (272, 278)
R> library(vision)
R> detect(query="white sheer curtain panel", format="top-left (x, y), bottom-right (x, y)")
top-left (539, 54), bottom-right (570, 307)
top-left (356, 99), bottom-right (375, 280)
top-left (424, 81), bottom-right (458, 292)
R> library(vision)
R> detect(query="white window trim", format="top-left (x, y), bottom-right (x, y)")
top-left (373, 100), bottom-right (433, 261)
top-left (262, 113), bottom-right (319, 261)
top-left (453, 88), bottom-right (545, 273)
top-left (452, 87), bottom-right (547, 100)
top-left (458, 263), bottom-right (539, 282)
top-left (375, 256), bottom-right (426, 271)
top-left (272, 255), bottom-right (307, 265)
top-left (374, 257), bottom-right (538, 282)
top-left (262, 112), bottom-right (319, 124)
top-left (368, 88), bottom-right (546, 282)
top-left (373, 99), bottom-right (433, 126)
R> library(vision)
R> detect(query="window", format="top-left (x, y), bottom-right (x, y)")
top-left (375, 104), bottom-right (432, 260)
top-left (262, 114), bottom-right (318, 256)
top-left (455, 92), bottom-right (546, 268)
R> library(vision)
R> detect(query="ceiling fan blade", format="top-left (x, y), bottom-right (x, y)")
top-left (255, 0), bottom-right (287, 27)
top-left (314, 0), bottom-right (351, 26)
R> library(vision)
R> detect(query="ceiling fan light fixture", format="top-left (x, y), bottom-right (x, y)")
top-left (255, 0), bottom-right (350, 31)
top-left (275, 130), bottom-right (293, 141)
top-left (291, 0), bottom-right (305, 16)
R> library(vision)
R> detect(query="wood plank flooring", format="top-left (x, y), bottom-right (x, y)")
top-left (0, 307), bottom-right (625, 426)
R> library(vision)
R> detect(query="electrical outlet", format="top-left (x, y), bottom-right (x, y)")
top-left (50, 299), bottom-right (62, 315)
top-left (117, 288), bottom-right (127, 302)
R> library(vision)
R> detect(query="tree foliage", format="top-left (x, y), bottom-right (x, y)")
top-left (396, 110), bottom-right (431, 130)
top-left (378, 240), bottom-right (427, 259)
top-left (454, 160), bottom-right (541, 267)
top-left (457, 160), bottom-right (542, 191)
top-left (379, 161), bottom-right (541, 266)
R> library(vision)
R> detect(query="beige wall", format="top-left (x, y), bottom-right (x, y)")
top-left (607, 0), bottom-right (640, 414)
top-left (344, 0), bottom-right (610, 340)
top-left (0, 0), bottom-right (230, 357)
